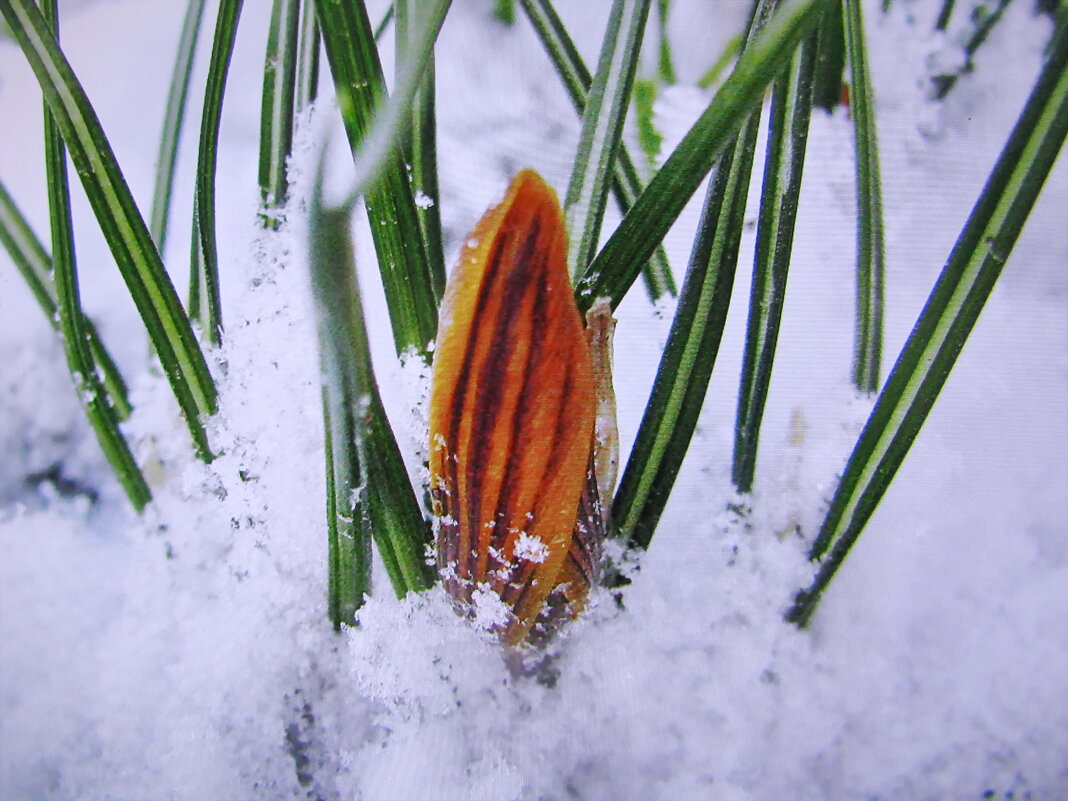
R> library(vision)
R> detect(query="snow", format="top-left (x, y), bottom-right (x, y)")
top-left (2, 0), bottom-right (1066, 799)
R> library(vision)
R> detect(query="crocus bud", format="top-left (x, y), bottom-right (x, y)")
top-left (429, 170), bottom-right (603, 649)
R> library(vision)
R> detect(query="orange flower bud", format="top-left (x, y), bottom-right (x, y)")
top-left (429, 170), bottom-right (601, 648)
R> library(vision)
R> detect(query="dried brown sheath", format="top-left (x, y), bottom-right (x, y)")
top-left (429, 170), bottom-right (597, 647)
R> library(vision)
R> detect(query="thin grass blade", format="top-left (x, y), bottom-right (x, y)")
top-left (0, 0), bottom-right (217, 458)
top-left (396, 0), bottom-right (446, 295)
top-left (0, 179), bottom-right (132, 418)
top-left (189, 0), bottom-right (243, 345)
top-left (313, 0), bottom-right (447, 357)
top-left (564, 0), bottom-right (652, 278)
top-left (149, 0), bottom-right (207, 255)
top-left (611, 0), bottom-right (778, 550)
top-left (575, 0), bottom-right (830, 314)
top-left (493, 0), bottom-right (516, 25)
top-left (295, 0), bottom-right (320, 111)
top-left (519, 0), bottom-right (675, 301)
top-left (935, 0), bottom-right (955, 32)
top-left (732, 30), bottom-right (818, 493)
top-left (844, 0), bottom-right (885, 393)
top-left (655, 0), bottom-right (676, 84)
top-left (309, 170), bottom-right (435, 623)
top-left (39, 0), bottom-right (149, 510)
top-left (374, 2), bottom-right (395, 40)
top-left (696, 33), bottom-right (741, 89)
top-left (932, 0), bottom-right (1010, 99)
top-left (259, 0), bottom-right (300, 229)
top-left (788, 19), bottom-right (1068, 627)
top-left (811, 0), bottom-right (844, 111)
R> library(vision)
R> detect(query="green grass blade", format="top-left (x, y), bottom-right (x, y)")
top-left (149, 0), bottom-right (207, 254)
top-left (189, 0), bottom-right (243, 345)
top-left (564, 0), bottom-right (652, 278)
top-left (732, 31), bottom-right (818, 494)
top-left (309, 172), bottom-right (434, 622)
top-left (396, 0), bottom-right (446, 300)
top-left (493, 0), bottom-right (516, 25)
top-left (811, 0), bottom-right (844, 111)
top-left (575, 0), bottom-right (830, 314)
top-left (519, 0), bottom-right (676, 301)
top-left (38, 1), bottom-right (149, 511)
top-left (935, 0), bottom-right (955, 31)
top-left (295, 0), bottom-right (320, 111)
top-left (313, 0), bottom-right (447, 357)
top-left (259, 0), bottom-right (300, 228)
top-left (612, 0), bottom-right (778, 549)
top-left (844, 0), bottom-right (885, 393)
top-left (788, 20), bottom-right (1068, 627)
top-left (0, 179), bottom-right (132, 420)
top-left (655, 0), bottom-right (676, 84)
top-left (374, 2), bottom-right (395, 40)
top-left (0, 0), bottom-right (217, 458)
top-left (696, 32), bottom-right (741, 89)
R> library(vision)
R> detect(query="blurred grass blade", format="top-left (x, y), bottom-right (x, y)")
top-left (309, 170), bottom-right (434, 625)
top-left (0, 178), bottom-right (131, 419)
top-left (149, 0), bottom-right (207, 254)
top-left (374, 1), bottom-right (394, 39)
top-left (696, 33), bottom-right (741, 89)
top-left (935, 0), bottom-right (955, 31)
top-left (575, 0), bottom-right (830, 314)
top-left (519, 0), bottom-right (675, 301)
top-left (564, 0), bottom-right (652, 278)
top-left (634, 78), bottom-right (663, 169)
top-left (396, 0), bottom-right (446, 293)
top-left (189, 0), bottom-right (243, 345)
top-left (39, 0), bottom-right (149, 511)
top-left (0, 0), bottom-right (217, 459)
top-left (931, 0), bottom-right (1010, 99)
top-left (656, 0), bottom-right (676, 83)
top-left (732, 31), bottom-right (818, 493)
top-left (844, 0), bottom-right (885, 393)
top-left (296, 0), bottom-right (320, 111)
top-left (259, 0), bottom-right (300, 228)
top-left (788, 20), bottom-right (1068, 627)
top-left (493, 0), bottom-right (516, 25)
top-left (811, 0), bottom-right (844, 111)
top-left (313, 0), bottom-right (447, 357)
top-left (612, 0), bottom-right (778, 549)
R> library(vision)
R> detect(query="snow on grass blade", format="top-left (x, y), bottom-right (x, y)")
top-left (295, 0), bottom-right (320, 111)
top-left (811, 0), bottom-right (844, 112)
top-left (38, 0), bottom-right (149, 511)
top-left (575, 0), bottom-right (830, 315)
top-left (518, 0), bottom-right (675, 301)
top-left (189, 0), bottom-right (243, 346)
top-left (564, 0), bottom-right (652, 279)
top-left (844, 0), bottom-right (885, 393)
top-left (732, 30), bottom-right (818, 494)
top-left (314, 0), bottom-right (447, 357)
top-left (259, 0), bottom-right (300, 229)
top-left (149, 0), bottom-right (207, 254)
top-left (0, 0), bottom-right (217, 459)
top-left (788, 20), bottom-right (1068, 627)
top-left (396, 0), bottom-right (446, 301)
top-left (611, 0), bottom-right (776, 550)
top-left (308, 173), bottom-right (434, 623)
top-left (931, 0), bottom-right (1010, 99)
top-left (0, 179), bottom-right (132, 420)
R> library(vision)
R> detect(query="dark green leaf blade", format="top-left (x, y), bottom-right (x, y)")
top-left (259, 0), bottom-right (300, 228)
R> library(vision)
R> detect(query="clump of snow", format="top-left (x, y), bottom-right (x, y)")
top-left (513, 531), bottom-right (549, 563)
top-left (1, 1), bottom-right (1066, 799)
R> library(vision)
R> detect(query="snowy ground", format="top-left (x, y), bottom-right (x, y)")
top-left (1, 1), bottom-right (1066, 799)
